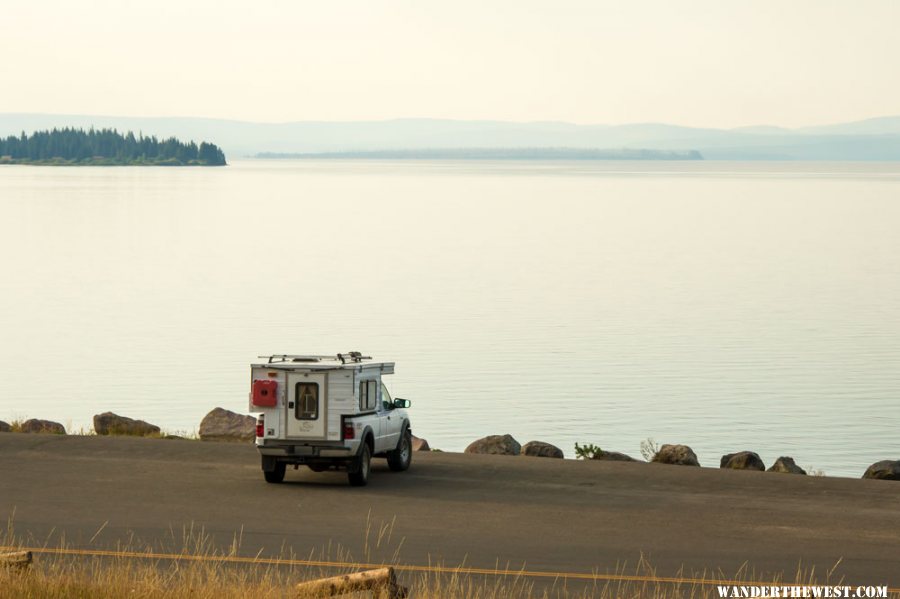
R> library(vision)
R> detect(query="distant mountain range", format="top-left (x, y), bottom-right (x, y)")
top-left (258, 148), bottom-right (704, 160)
top-left (2, 114), bottom-right (900, 160)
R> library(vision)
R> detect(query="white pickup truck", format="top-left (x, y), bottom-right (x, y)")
top-left (249, 352), bottom-right (413, 486)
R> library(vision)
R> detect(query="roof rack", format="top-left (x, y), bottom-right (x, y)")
top-left (337, 351), bottom-right (372, 364)
top-left (259, 354), bottom-right (331, 364)
top-left (259, 352), bottom-right (372, 365)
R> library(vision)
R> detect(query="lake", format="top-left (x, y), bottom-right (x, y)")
top-left (1, 160), bottom-right (898, 476)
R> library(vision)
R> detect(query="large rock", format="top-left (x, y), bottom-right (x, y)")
top-left (93, 412), bottom-right (160, 436)
top-left (592, 450), bottom-right (639, 462)
top-left (199, 408), bottom-right (255, 442)
top-left (862, 460), bottom-right (900, 481)
top-left (411, 435), bottom-right (430, 451)
top-left (651, 444), bottom-right (700, 467)
top-left (0, 421), bottom-right (10, 433)
top-left (465, 434), bottom-right (521, 456)
top-left (521, 441), bottom-right (564, 459)
top-left (768, 456), bottom-right (807, 475)
top-left (20, 419), bottom-right (66, 435)
top-left (720, 451), bottom-right (765, 471)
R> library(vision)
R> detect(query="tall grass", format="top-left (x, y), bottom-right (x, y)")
top-left (1, 518), bottom-right (850, 599)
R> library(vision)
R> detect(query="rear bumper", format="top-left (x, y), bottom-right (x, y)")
top-left (257, 441), bottom-right (357, 460)
top-left (259, 445), bottom-right (360, 473)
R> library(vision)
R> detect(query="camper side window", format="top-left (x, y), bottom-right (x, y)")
top-left (295, 383), bottom-right (318, 420)
top-left (359, 380), bottom-right (378, 412)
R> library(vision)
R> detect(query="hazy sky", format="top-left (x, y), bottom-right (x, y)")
top-left (2, 0), bottom-right (898, 128)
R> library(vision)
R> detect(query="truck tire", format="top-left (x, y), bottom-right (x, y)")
top-left (387, 429), bottom-right (412, 472)
top-left (264, 461), bottom-right (286, 484)
top-left (348, 443), bottom-right (371, 487)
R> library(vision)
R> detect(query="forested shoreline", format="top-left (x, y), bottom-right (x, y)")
top-left (0, 128), bottom-right (226, 166)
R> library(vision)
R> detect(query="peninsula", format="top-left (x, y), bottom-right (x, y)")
top-left (0, 127), bottom-right (226, 166)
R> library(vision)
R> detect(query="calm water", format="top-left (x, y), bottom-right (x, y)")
top-left (1, 160), bottom-right (898, 476)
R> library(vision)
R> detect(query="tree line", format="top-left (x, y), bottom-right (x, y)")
top-left (0, 127), bottom-right (227, 166)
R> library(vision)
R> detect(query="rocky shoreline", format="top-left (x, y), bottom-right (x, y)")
top-left (2, 412), bottom-right (898, 481)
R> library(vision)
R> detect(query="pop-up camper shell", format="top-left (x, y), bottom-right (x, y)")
top-left (249, 352), bottom-right (412, 486)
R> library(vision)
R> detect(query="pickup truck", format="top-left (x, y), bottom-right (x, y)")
top-left (249, 352), bottom-right (412, 486)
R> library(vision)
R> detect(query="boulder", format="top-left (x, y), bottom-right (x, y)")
top-left (767, 456), bottom-right (807, 475)
top-left (521, 441), bottom-right (564, 459)
top-left (592, 450), bottom-right (639, 462)
top-left (0, 421), bottom-right (10, 433)
top-left (199, 407), bottom-right (255, 442)
top-left (93, 412), bottom-right (160, 436)
top-left (19, 419), bottom-right (66, 435)
top-left (651, 444), bottom-right (700, 467)
top-left (862, 460), bottom-right (900, 481)
top-left (411, 435), bottom-right (430, 451)
top-left (464, 434), bottom-right (521, 456)
top-left (720, 451), bottom-right (765, 471)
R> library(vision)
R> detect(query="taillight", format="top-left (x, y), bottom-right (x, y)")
top-left (256, 415), bottom-right (264, 438)
top-left (342, 422), bottom-right (355, 440)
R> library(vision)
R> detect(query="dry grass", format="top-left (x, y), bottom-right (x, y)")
top-left (1, 517), bottom-right (850, 599)
top-left (6, 418), bottom-right (29, 434)
top-left (640, 438), bottom-right (661, 462)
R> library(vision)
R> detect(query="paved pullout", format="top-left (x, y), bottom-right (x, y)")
top-left (0, 434), bottom-right (898, 587)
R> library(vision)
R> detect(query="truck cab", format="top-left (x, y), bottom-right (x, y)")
top-left (249, 352), bottom-right (412, 486)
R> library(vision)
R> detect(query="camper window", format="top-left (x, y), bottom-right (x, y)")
top-left (295, 382), bottom-right (319, 420)
top-left (359, 380), bottom-right (378, 412)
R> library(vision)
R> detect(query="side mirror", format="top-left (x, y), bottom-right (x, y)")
top-left (394, 398), bottom-right (411, 409)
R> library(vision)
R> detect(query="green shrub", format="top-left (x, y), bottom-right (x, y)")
top-left (574, 442), bottom-right (603, 460)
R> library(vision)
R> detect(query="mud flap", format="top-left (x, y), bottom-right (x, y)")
top-left (347, 456), bottom-right (362, 473)
top-left (347, 441), bottom-right (368, 473)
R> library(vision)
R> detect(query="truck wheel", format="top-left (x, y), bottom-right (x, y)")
top-left (387, 429), bottom-right (412, 472)
top-left (348, 443), bottom-right (371, 487)
top-left (264, 461), bottom-right (286, 484)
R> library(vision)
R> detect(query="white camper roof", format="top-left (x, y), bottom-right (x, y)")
top-left (252, 353), bottom-right (394, 374)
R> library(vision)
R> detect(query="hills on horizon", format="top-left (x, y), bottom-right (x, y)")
top-left (2, 113), bottom-right (900, 161)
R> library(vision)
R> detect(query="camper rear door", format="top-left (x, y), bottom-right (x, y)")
top-left (286, 372), bottom-right (328, 439)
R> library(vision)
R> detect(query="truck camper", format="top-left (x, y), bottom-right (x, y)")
top-left (250, 352), bottom-right (412, 486)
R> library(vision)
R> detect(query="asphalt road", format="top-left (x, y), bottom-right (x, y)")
top-left (1, 433), bottom-right (898, 589)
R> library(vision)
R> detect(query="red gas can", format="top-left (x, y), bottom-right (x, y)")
top-left (251, 379), bottom-right (278, 408)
